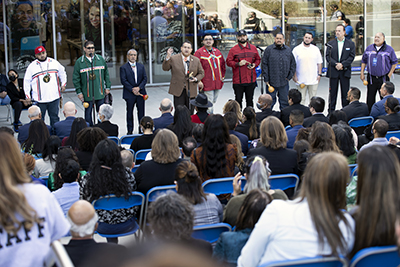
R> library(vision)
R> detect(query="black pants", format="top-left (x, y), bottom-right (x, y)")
top-left (12, 101), bottom-right (29, 125)
top-left (329, 72), bottom-right (350, 115)
top-left (366, 73), bottom-right (388, 112)
top-left (233, 83), bottom-right (256, 109)
top-left (174, 89), bottom-right (194, 114)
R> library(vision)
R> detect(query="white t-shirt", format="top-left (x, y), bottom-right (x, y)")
top-left (0, 183), bottom-right (70, 267)
top-left (237, 199), bottom-right (355, 267)
top-left (292, 43), bottom-right (323, 85)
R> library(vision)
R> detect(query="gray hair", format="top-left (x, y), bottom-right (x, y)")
top-left (28, 105), bottom-right (41, 118)
top-left (67, 212), bottom-right (98, 237)
top-left (244, 156), bottom-right (271, 193)
top-left (121, 150), bottom-right (134, 169)
top-left (127, 48), bottom-right (137, 55)
top-left (99, 104), bottom-right (114, 120)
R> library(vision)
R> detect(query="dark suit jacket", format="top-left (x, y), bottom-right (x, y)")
top-left (235, 121), bottom-right (260, 140)
top-left (325, 38), bottom-right (355, 78)
top-left (255, 108), bottom-right (280, 123)
top-left (303, 114), bottom-right (329, 128)
top-left (120, 62), bottom-right (147, 100)
top-left (377, 113), bottom-right (400, 131)
top-left (94, 121), bottom-right (119, 137)
top-left (18, 120), bottom-right (52, 144)
top-left (229, 129), bottom-right (248, 155)
top-left (52, 116), bottom-right (80, 140)
top-left (162, 53), bottom-right (204, 98)
top-left (341, 100), bottom-right (369, 121)
top-left (153, 112), bottom-right (174, 130)
top-left (281, 103), bottom-right (312, 126)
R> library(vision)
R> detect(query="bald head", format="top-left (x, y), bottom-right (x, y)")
top-left (160, 98), bottom-right (173, 113)
top-left (28, 105), bottom-right (41, 120)
top-left (258, 94), bottom-right (273, 109)
top-left (63, 101), bottom-right (77, 117)
top-left (67, 200), bottom-right (98, 238)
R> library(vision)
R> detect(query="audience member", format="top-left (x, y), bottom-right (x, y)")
top-left (223, 99), bottom-right (243, 123)
top-left (293, 139), bottom-right (311, 162)
top-left (280, 89), bottom-right (312, 126)
top-left (255, 94), bottom-right (280, 123)
top-left (148, 193), bottom-right (212, 254)
top-left (370, 82), bottom-right (398, 118)
top-left (23, 153), bottom-right (46, 185)
top-left (350, 146), bottom-right (400, 257)
top-left (286, 110), bottom-right (304, 149)
top-left (175, 161), bottom-right (222, 225)
top-left (65, 200), bottom-right (126, 267)
top-left (214, 189), bottom-right (273, 265)
top-left (18, 105), bottom-right (51, 144)
top-left (52, 147), bottom-right (81, 191)
top-left (79, 139), bottom-right (136, 243)
top-left (295, 127), bottom-right (311, 142)
top-left (52, 101), bottom-right (81, 139)
top-left (341, 87), bottom-right (369, 121)
top-left (360, 119), bottom-right (389, 151)
top-left (230, 134), bottom-right (245, 173)
top-left (167, 105), bottom-right (194, 147)
top-left (329, 110), bottom-right (358, 147)
top-left (182, 136), bottom-right (197, 160)
top-left (303, 96), bottom-right (329, 127)
top-left (22, 119), bottom-right (50, 156)
top-left (94, 104), bottom-right (119, 137)
top-left (130, 116), bottom-right (154, 156)
top-left (191, 114), bottom-right (237, 181)
top-left (34, 135), bottom-right (61, 178)
top-left (153, 98), bottom-right (174, 130)
top-left (0, 133), bottom-right (69, 266)
top-left (76, 127), bottom-right (108, 171)
top-left (0, 126), bottom-right (14, 135)
top-left (63, 117), bottom-right (88, 149)
top-left (225, 112), bottom-right (248, 155)
top-left (376, 97), bottom-right (400, 131)
top-left (135, 129), bottom-right (183, 194)
top-left (332, 122), bottom-right (357, 164)
top-left (238, 152), bottom-right (355, 266)
top-left (120, 149), bottom-right (135, 170)
top-left (235, 106), bottom-right (259, 140)
top-left (190, 93), bottom-right (212, 124)
top-left (224, 155), bottom-right (287, 227)
top-left (248, 116), bottom-right (298, 175)
top-left (52, 159), bottom-right (80, 216)
top-left (192, 123), bottom-right (204, 145)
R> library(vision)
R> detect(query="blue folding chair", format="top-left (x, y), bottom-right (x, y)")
top-left (134, 149), bottom-right (152, 164)
top-left (349, 164), bottom-right (357, 177)
top-left (350, 245), bottom-right (400, 267)
top-left (192, 223), bottom-right (232, 243)
top-left (120, 134), bottom-right (143, 146)
top-left (108, 136), bottom-right (120, 145)
top-left (202, 177), bottom-right (247, 196)
top-left (386, 130), bottom-right (400, 141)
top-left (132, 164), bottom-right (140, 173)
top-left (92, 192), bottom-right (145, 238)
top-left (269, 174), bottom-right (299, 192)
top-left (260, 256), bottom-right (347, 267)
top-left (348, 116), bottom-right (374, 128)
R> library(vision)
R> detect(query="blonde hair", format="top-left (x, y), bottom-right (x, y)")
top-left (152, 129), bottom-right (181, 164)
top-left (223, 100), bottom-right (243, 123)
top-left (230, 134), bottom-right (244, 170)
top-left (0, 134), bottom-right (39, 234)
top-left (260, 116), bottom-right (288, 150)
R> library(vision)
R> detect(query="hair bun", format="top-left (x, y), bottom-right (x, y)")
top-left (186, 169), bottom-right (198, 182)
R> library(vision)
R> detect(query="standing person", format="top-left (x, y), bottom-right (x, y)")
top-left (226, 29), bottom-right (261, 108)
top-left (24, 46), bottom-right (67, 127)
top-left (194, 34), bottom-right (226, 114)
top-left (229, 3), bottom-right (238, 30)
top-left (262, 33), bottom-right (296, 110)
top-left (162, 41), bottom-right (204, 112)
top-left (343, 19), bottom-right (353, 40)
top-left (120, 49), bottom-right (147, 134)
top-left (292, 32), bottom-right (323, 105)
top-left (0, 72), bottom-right (10, 106)
top-left (355, 16), bottom-right (364, 55)
top-left (360, 32), bottom-right (398, 112)
top-left (73, 41), bottom-right (111, 126)
top-left (325, 24), bottom-right (355, 115)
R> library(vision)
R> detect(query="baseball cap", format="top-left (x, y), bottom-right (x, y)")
top-left (35, 46), bottom-right (46, 55)
top-left (237, 29), bottom-right (247, 36)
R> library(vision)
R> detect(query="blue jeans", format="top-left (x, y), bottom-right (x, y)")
top-left (38, 98), bottom-right (60, 128)
top-left (85, 98), bottom-right (105, 126)
top-left (0, 95), bottom-right (10, 105)
top-left (269, 83), bottom-right (289, 111)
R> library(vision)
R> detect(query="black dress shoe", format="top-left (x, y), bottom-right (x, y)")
top-left (127, 131), bottom-right (133, 135)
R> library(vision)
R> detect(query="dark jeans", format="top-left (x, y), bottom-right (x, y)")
top-left (125, 96), bottom-right (145, 134)
top-left (329, 72), bottom-right (350, 115)
top-left (233, 83), bottom-right (256, 109)
top-left (366, 73), bottom-right (388, 112)
top-left (269, 83), bottom-right (289, 111)
top-left (38, 98), bottom-right (60, 127)
top-left (85, 98), bottom-right (104, 126)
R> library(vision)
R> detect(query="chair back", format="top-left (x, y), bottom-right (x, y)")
top-left (132, 164), bottom-right (140, 173)
top-left (348, 116), bottom-right (374, 128)
top-left (44, 240), bottom-right (74, 267)
top-left (192, 223), bottom-right (232, 243)
top-left (108, 136), bottom-right (120, 145)
top-left (120, 134), bottom-right (143, 146)
top-left (386, 130), bottom-right (400, 141)
top-left (269, 174), bottom-right (299, 192)
top-left (260, 256), bottom-right (347, 267)
top-left (134, 149), bottom-right (152, 164)
top-left (202, 177), bottom-right (246, 196)
top-left (349, 245), bottom-right (400, 267)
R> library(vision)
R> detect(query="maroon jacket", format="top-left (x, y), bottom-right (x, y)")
top-left (226, 42), bottom-right (261, 84)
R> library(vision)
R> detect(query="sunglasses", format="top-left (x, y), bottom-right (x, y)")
top-left (86, 47), bottom-right (95, 49)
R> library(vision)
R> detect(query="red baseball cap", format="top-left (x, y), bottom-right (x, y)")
top-left (35, 46), bottom-right (46, 55)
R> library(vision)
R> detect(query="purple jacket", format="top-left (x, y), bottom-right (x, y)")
top-left (362, 42), bottom-right (397, 79)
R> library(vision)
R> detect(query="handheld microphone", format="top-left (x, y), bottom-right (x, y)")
top-left (89, 52), bottom-right (93, 58)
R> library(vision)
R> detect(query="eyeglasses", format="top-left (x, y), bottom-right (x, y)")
top-left (86, 47), bottom-right (95, 49)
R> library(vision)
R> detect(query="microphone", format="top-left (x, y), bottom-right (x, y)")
top-left (89, 52), bottom-right (93, 58)
top-left (256, 46), bottom-right (264, 52)
top-left (325, 43), bottom-right (333, 48)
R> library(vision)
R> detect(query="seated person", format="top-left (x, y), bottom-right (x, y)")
top-left (121, 149), bottom-right (135, 170)
top-left (130, 116), bottom-right (154, 157)
top-left (303, 96), bottom-right (328, 127)
top-left (286, 110), bottom-right (304, 149)
top-left (190, 93), bottom-right (212, 124)
top-left (182, 136), bottom-right (197, 160)
top-left (94, 104), bottom-right (119, 137)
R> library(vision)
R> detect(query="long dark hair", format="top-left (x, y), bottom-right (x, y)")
top-left (54, 147), bottom-right (80, 190)
top-left (243, 106), bottom-right (258, 140)
top-left (22, 119), bottom-right (50, 155)
top-left (168, 105), bottom-right (193, 147)
top-left (41, 135), bottom-right (61, 163)
top-left (65, 117), bottom-right (88, 150)
top-left (80, 139), bottom-right (133, 202)
top-left (201, 114), bottom-right (231, 179)
top-left (332, 122), bottom-right (355, 157)
top-left (175, 161), bottom-right (207, 205)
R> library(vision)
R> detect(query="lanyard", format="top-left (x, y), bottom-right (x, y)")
top-left (207, 49), bottom-right (217, 69)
